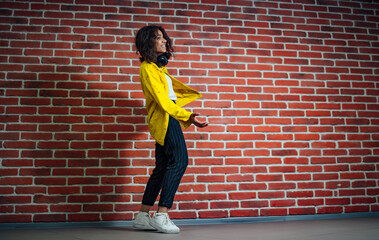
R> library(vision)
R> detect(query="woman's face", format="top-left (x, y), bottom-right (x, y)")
top-left (155, 30), bottom-right (167, 55)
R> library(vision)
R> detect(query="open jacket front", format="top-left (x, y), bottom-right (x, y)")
top-left (139, 61), bottom-right (202, 146)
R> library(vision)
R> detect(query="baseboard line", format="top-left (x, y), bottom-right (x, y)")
top-left (1, 212), bottom-right (379, 230)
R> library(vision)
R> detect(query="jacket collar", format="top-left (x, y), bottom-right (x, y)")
top-left (145, 61), bottom-right (168, 74)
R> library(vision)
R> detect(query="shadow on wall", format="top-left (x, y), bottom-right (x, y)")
top-left (1, 56), bottom-right (155, 222)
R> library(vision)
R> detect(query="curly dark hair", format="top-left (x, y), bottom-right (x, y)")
top-left (135, 25), bottom-right (174, 64)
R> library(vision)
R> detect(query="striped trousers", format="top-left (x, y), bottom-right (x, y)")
top-left (142, 115), bottom-right (188, 209)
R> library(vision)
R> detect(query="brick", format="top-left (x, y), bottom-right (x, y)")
top-left (2, 159), bottom-right (33, 167)
top-left (33, 177), bottom-right (65, 186)
top-left (240, 165), bottom-right (267, 174)
top-left (101, 177), bottom-right (132, 185)
top-left (198, 210), bottom-right (228, 219)
top-left (0, 149), bottom-right (19, 158)
top-left (317, 206), bottom-right (343, 214)
top-left (15, 204), bottom-right (49, 213)
top-left (0, 177), bottom-right (33, 185)
top-left (325, 198), bottom-right (351, 205)
top-left (15, 186), bottom-right (46, 195)
top-left (260, 208), bottom-right (287, 216)
top-left (345, 205), bottom-right (370, 213)
top-left (68, 195), bottom-right (99, 203)
top-left (241, 200), bottom-right (269, 208)
top-left (0, 196), bottom-right (31, 206)
top-left (83, 204), bottom-right (113, 212)
top-left (285, 174), bottom-right (311, 181)
top-left (270, 199), bottom-right (296, 207)
top-left (197, 175), bottom-right (225, 183)
top-left (315, 190), bottom-right (333, 197)
top-left (298, 199), bottom-right (324, 206)
top-left (269, 183), bottom-right (296, 190)
top-left (0, 205), bottom-right (14, 214)
top-left (209, 184), bottom-right (237, 192)
top-left (230, 209), bottom-right (258, 217)
top-left (352, 181), bottom-right (377, 188)
top-left (68, 177), bottom-right (99, 185)
top-left (211, 201), bottom-right (239, 209)
top-left (287, 191), bottom-right (313, 198)
top-left (50, 204), bottom-right (82, 213)
top-left (178, 184), bottom-right (206, 192)
top-left (289, 207), bottom-right (316, 215)
top-left (0, 214), bottom-right (32, 223)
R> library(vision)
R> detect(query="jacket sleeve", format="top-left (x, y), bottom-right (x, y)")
top-left (141, 65), bottom-right (192, 123)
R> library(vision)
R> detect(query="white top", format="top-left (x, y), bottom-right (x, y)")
top-left (165, 73), bottom-right (177, 101)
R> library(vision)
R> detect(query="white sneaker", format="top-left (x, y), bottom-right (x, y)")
top-left (133, 212), bottom-right (156, 230)
top-left (150, 212), bottom-right (180, 234)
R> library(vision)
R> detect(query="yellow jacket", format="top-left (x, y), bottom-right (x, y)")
top-left (139, 61), bottom-right (202, 146)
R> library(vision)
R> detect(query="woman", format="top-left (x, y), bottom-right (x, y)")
top-left (132, 25), bottom-right (208, 234)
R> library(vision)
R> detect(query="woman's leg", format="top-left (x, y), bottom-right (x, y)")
top-left (158, 116), bottom-right (188, 209)
top-left (139, 204), bottom-right (151, 213)
top-left (141, 141), bottom-right (168, 208)
top-left (146, 116), bottom-right (187, 234)
top-left (140, 116), bottom-right (188, 210)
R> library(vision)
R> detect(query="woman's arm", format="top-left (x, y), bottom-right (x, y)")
top-left (189, 113), bottom-right (208, 128)
top-left (141, 65), bottom-right (193, 122)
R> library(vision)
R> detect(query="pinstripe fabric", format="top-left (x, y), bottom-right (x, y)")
top-left (141, 115), bottom-right (188, 209)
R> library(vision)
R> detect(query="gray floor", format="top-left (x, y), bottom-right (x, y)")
top-left (1, 217), bottom-right (378, 240)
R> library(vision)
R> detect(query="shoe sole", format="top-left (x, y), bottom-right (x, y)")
top-left (133, 223), bottom-right (156, 231)
top-left (150, 221), bottom-right (180, 234)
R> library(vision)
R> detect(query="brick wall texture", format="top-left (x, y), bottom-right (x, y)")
top-left (0, 0), bottom-right (378, 223)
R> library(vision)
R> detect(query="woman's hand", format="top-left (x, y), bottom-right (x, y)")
top-left (189, 113), bottom-right (208, 128)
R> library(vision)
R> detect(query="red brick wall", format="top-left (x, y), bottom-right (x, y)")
top-left (1, 0), bottom-right (378, 223)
